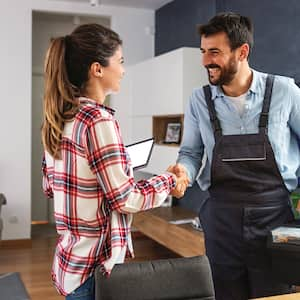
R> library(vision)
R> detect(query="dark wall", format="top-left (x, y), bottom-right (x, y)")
top-left (155, 0), bottom-right (216, 56)
top-left (216, 0), bottom-right (300, 82)
top-left (156, 0), bottom-right (300, 82)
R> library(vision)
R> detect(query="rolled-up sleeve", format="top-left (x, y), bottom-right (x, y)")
top-left (177, 92), bottom-right (204, 184)
top-left (85, 117), bottom-right (175, 213)
top-left (289, 80), bottom-right (300, 139)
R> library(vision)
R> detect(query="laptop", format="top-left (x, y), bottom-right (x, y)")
top-left (126, 138), bottom-right (154, 170)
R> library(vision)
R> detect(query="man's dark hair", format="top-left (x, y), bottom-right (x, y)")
top-left (198, 12), bottom-right (254, 55)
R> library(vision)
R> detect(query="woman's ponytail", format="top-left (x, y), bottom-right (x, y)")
top-left (41, 37), bottom-right (79, 159)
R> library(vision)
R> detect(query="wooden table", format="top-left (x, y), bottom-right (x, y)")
top-left (133, 207), bottom-right (300, 300)
top-left (133, 206), bottom-right (205, 257)
top-left (252, 292), bottom-right (300, 299)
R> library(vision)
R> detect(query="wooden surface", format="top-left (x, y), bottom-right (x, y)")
top-left (133, 206), bottom-right (205, 257)
top-left (0, 238), bottom-right (32, 249)
top-left (253, 292), bottom-right (300, 299)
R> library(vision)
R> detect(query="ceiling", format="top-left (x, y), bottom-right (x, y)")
top-left (33, 11), bottom-right (110, 26)
top-left (51, 0), bottom-right (173, 10)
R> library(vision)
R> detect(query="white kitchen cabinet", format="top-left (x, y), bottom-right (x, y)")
top-left (113, 47), bottom-right (208, 174)
top-left (131, 47), bottom-right (207, 116)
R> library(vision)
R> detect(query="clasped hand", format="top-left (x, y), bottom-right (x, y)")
top-left (167, 163), bottom-right (189, 198)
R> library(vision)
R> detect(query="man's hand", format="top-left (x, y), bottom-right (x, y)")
top-left (167, 163), bottom-right (189, 198)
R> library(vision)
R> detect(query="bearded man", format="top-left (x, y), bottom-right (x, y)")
top-left (170, 12), bottom-right (300, 300)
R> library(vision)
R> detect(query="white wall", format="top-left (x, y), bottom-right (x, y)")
top-left (32, 13), bottom-right (111, 74)
top-left (32, 13), bottom-right (111, 223)
top-left (0, 0), bottom-right (155, 240)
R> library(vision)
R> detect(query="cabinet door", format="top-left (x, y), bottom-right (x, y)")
top-left (131, 116), bottom-right (152, 142)
top-left (150, 50), bottom-right (183, 115)
top-left (132, 50), bottom-right (183, 116)
top-left (182, 48), bottom-right (208, 110)
top-left (113, 69), bottom-right (133, 145)
top-left (131, 59), bottom-right (155, 116)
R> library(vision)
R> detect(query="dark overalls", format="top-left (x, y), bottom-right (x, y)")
top-left (201, 75), bottom-right (294, 300)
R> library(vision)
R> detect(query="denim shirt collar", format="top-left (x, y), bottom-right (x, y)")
top-left (210, 69), bottom-right (260, 100)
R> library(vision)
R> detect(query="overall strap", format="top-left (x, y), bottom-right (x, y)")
top-left (203, 85), bottom-right (222, 138)
top-left (259, 75), bottom-right (275, 133)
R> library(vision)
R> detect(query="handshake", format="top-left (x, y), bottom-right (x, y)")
top-left (167, 163), bottom-right (189, 199)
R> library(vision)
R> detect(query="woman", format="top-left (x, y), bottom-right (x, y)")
top-left (41, 23), bottom-right (187, 299)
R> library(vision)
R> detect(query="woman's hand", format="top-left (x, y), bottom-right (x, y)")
top-left (167, 164), bottom-right (189, 198)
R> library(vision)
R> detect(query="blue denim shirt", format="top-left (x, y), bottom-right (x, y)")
top-left (177, 70), bottom-right (300, 191)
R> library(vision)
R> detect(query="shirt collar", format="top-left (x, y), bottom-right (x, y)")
top-left (210, 69), bottom-right (260, 100)
top-left (79, 97), bottom-right (115, 115)
top-left (248, 69), bottom-right (260, 94)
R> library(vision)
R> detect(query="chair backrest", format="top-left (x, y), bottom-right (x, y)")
top-left (0, 194), bottom-right (7, 240)
top-left (95, 255), bottom-right (215, 300)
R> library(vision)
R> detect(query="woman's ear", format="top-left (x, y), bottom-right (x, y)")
top-left (90, 62), bottom-right (103, 78)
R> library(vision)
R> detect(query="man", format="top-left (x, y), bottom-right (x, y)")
top-left (170, 12), bottom-right (300, 300)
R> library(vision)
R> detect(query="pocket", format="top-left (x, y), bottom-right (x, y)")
top-left (243, 205), bottom-right (291, 244)
top-left (221, 143), bottom-right (266, 162)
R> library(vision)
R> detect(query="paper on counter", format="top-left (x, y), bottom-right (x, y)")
top-left (169, 218), bottom-right (195, 225)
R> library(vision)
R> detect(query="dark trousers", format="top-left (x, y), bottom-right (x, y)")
top-left (211, 263), bottom-right (292, 300)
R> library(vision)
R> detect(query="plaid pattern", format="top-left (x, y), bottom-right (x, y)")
top-left (42, 98), bottom-right (175, 296)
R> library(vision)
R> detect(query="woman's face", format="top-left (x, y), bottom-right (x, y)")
top-left (101, 45), bottom-right (125, 95)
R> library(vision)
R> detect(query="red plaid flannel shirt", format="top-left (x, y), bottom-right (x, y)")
top-left (42, 98), bottom-right (175, 295)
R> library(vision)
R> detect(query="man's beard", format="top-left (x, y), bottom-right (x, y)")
top-left (205, 56), bottom-right (238, 86)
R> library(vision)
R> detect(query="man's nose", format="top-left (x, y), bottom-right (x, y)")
top-left (201, 53), bottom-right (210, 67)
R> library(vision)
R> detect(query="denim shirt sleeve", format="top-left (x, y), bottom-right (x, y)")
top-left (288, 80), bottom-right (300, 139)
top-left (288, 80), bottom-right (300, 180)
top-left (177, 91), bottom-right (205, 184)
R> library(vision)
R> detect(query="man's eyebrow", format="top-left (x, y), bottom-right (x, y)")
top-left (200, 47), bottom-right (220, 51)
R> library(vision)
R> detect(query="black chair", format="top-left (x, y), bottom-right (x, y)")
top-left (95, 255), bottom-right (215, 300)
top-left (0, 193), bottom-right (7, 240)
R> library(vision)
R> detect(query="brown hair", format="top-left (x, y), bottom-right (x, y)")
top-left (41, 24), bottom-right (122, 159)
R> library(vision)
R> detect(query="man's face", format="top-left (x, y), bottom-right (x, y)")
top-left (200, 32), bottom-right (239, 86)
